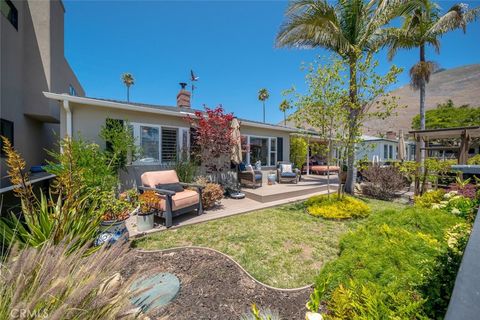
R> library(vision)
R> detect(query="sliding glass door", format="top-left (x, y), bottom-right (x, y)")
top-left (249, 136), bottom-right (269, 166)
top-left (244, 136), bottom-right (278, 167)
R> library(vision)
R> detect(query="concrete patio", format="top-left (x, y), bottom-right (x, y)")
top-left (128, 174), bottom-right (339, 238)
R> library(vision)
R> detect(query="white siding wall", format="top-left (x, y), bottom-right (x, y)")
top-left (356, 140), bottom-right (398, 162)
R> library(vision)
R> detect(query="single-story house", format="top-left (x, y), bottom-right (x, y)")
top-left (43, 87), bottom-right (302, 174)
top-left (356, 135), bottom-right (399, 163)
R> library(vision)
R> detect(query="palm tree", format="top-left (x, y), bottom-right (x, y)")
top-left (279, 99), bottom-right (292, 126)
top-left (276, 0), bottom-right (407, 194)
top-left (258, 88), bottom-right (270, 123)
top-left (385, 1), bottom-right (478, 157)
top-left (121, 73), bottom-right (135, 102)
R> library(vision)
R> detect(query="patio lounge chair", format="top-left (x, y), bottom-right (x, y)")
top-left (303, 164), bottom-right (340, 175)
top-left (139, 170), bottom-right (203, 228)
top-left (238, 163), bottom-right (262, 188)
top-left (277, 161), bottom-right (300, 184)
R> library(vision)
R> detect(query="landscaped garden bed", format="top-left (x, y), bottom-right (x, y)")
top-left (133, 198), bottom-right (405, 289)
top-left (123, 248), bottom-right (310, 319)
top-left (134, 194), bottom-right (477, 319)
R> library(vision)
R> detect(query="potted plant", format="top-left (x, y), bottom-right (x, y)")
top-left (137, 190), bottom-right (162, 232)
top-left (95, 195), bottom-right (132, 246)
top-left (195, 177), bottom-right (224, 209)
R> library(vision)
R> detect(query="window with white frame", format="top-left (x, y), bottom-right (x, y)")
top-left (270, 138), bottom-right (277, 166)
top-left (129, 122), bottom-right (189, 164)
top-left (244, 135), bottom-right (278, 166)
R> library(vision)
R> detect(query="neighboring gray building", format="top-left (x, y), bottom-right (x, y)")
top-left (356, 135), bottom-right (399, 163)
top-left (0, 0), bottom-right (84, 187)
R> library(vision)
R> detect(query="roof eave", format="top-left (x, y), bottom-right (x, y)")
top-left (43, 92), bottom-right (302, 134)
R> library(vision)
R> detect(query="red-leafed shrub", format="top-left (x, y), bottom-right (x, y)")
top-left (187, 106), bottom-right (236, 182)
top-left (448, 183), bottom-right (477, 200)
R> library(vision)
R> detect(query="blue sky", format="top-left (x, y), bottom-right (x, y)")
top-left (64, 0), bottom-right (480, 124)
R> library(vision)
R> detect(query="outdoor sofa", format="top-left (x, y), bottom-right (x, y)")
top-left (302, 164), bottom-right (340, 175)
top-left (139, 170), bottom-right (203, 228)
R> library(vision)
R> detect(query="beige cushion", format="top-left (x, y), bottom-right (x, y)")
top-left (245, 165), bottom-right (254, 173)
top-left (281, 164), bottom-right (292, 173)
top-left (141, 170), bottom-right (179, 187)
top-left (156, 189), bottom-right (199, 211)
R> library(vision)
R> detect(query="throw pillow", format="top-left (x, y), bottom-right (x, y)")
top-left (155, 183), bottom-right (184, 193)
top-left (281, 164), bottom-right (293, 173)
top-left (246, 165), bottom-right (254, 173)
top-left (239, 162), bottom-right (246, 171)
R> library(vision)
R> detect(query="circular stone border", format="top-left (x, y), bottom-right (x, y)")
top-left (134, 246), bottom-right (314, 292)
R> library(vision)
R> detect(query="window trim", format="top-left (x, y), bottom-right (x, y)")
top-left (69, 85), bottom-right (77, 96)
top-left (243, 134), bottom-right (278, 167)
top-left (1, 0), bottom-right (18, 30)
top-left (129, 121), bottom-right (189, 165)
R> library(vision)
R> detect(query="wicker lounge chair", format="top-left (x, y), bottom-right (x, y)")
top-left (276, 161), bottom-right (300, 184)
top-left (238, 163), bottom-right (262, 188)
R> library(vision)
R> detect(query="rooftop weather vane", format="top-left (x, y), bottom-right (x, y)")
top-left (190, 69), bottom-right (199, 98)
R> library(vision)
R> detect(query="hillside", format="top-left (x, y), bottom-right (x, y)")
top-left (363, 64), bottom-right (480, 136)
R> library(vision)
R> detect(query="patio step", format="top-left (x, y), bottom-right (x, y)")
top-left (242, 182), bottom-right (334, 203)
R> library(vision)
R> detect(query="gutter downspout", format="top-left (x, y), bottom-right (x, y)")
top-left (63, 99), bottom-right (72, 138)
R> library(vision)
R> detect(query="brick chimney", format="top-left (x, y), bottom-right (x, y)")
top-left (386, 131), bottom-right (397, 140)
top-left (177, 82), bottom-right (191, 108)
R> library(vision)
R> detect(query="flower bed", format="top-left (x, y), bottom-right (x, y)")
top-left (415, 189), bottom-right (478, 221)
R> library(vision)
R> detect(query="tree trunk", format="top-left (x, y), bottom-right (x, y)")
top-left (127, 86), bottom-right (130, 102)
top-left (327, 117), bottom-right (334, 198)
top-left (345, 56), bottom-right (358, 195)
top-left (263, 101), bottom-right (266, 123)
top-left (419, 45), bottom-right (426, 193)
top-left (419, 45), bottom-right (426, 131)
top-left (284, 112), bottom-right (286, 126)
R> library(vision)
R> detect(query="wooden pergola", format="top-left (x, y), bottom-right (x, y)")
top-left (409, 126), bottom-right (480, 165)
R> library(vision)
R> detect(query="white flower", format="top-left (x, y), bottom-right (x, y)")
top-left (306, 312), bottom-right (323, 320)
top-left (451, 208), bottom-right (461, 215)
top-left (432, 204), bottom-right (441, 210)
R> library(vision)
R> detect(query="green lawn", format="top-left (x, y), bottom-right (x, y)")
top-left (133, 198), bottom-right (406, 288)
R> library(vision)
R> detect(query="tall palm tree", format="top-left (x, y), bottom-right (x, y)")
top-left (276, 0), bottom-right (407, 194)
top-left (279, 99), bottom-right (292, 126)
top-left (121, 73), bottom-right (135, 102)
top-left (385, 1), bottom-right (479, 132)
top-left (258, 88), bottom-right (270, 123)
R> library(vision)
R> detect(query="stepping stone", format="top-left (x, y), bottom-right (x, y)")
top-left (130, 273), bottom-right (180, 312)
